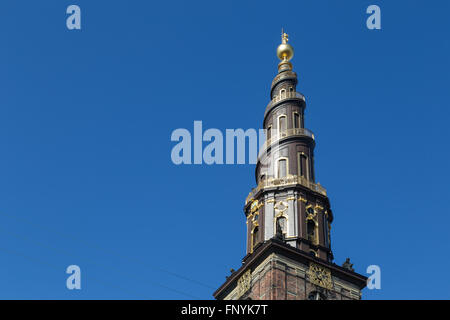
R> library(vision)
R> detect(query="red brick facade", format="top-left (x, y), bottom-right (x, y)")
top-left (246, 257), bottom-right (355, 300)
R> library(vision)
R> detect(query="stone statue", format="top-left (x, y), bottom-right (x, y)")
top-left (275, 217), bottom-right (285, 240)
top-left (342, 258), bottom-right (354, 271)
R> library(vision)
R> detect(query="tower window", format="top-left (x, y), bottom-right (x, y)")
top-left (280, 89), bottom-right (286, 99)
top-left (293, 112), bottom-right (300, 129)
top-left (307, 220), bottom-right (316, 243)
top-left (252, 226), bottom-right (259, 250)
top-left (277, 158), bottom-right (287, 178)
top-left (289, 87), bottom-right (294, 93)
top-left (298, 153), bottom-right (309, 180)
top-left (275, 216), bottom-right (287, 237)
top-left (267, 126), bottom-right (272, 141)
top-left (278, 115), bottom-right (286, 135)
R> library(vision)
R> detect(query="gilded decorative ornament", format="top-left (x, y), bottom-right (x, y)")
top-left (307, 263), bottom-right (332, 290)
top-left (250, 200), bottom-right (259, 213)
top-left (237, 270), bottom-right (252, 298)
top-left (305, 204), bottom-right (316, 219)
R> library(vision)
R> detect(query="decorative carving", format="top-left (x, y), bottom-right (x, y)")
top-left (305, 204), bottom-right (316, 219)
top-left (250, 200), bottom-right (260, 213)
top-left (307, 263), bottom-right (332, 290)
top-left (237, 270), bottom-right (252, 298)
top-left (274, 201), bottom-right (288, 213)
top-left (314, 204), bottom-right (324, 210)
top-left (299, 197), bottom-right (307, 203)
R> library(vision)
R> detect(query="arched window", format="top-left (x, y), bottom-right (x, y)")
top-left (277, 158), bottom-right (287, 178)
top-left (293, 112), bottom-right (300, 129)
top-left (267, 126), bottom-right (272, 141)
top-left (278, 115), bottom-right (287, 135)
top-left (289, 87), bottom-right (294, 93)
top-left (252, 226), bottom-right (259, 250)
top-left (280, 89), bottom-right (286, 99)
top-left (298, 153), bottom-right (309, 180)
top-left (275, 216), bottom-right (287, 238)
top-left (307, 220), bottom-right (316, 243)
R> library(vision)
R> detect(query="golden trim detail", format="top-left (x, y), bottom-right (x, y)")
top-left (307, 263), bottom-right (332, 290)
top-left (237, 270), bottom-right (252, 298)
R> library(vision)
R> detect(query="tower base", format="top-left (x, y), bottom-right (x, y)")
top-left (213, 239), bottom-right (366, 300)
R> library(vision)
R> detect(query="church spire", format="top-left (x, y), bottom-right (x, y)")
top-left (213, 32), bottom-right (367, 300)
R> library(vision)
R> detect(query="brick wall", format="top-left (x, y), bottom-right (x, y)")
top-left (234, 253), bottom-right (361, 300)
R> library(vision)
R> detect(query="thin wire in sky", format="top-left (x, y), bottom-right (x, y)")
top-left (0, 224), bottom-right (202, 299)
top-left (0, 211), bottom-right (209, 298)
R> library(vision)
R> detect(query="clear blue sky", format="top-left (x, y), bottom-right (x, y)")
top-left (0, 0), bottom-right (449, 299)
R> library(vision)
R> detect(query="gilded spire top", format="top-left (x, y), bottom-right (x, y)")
top-left (281, 29), bottom-right (289, 44)
top-left (276, 28), bottom-right (294, 65)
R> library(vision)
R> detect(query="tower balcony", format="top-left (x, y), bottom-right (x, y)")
top-left (265, 91), bottom-right (305, 117)
top-left (245, 175), bottom-right (327, 205)
top-left (260, 127), bottom-right (315, 152)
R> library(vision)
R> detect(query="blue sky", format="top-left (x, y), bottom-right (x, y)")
top-left (0, 0), bottom-right (449, 299)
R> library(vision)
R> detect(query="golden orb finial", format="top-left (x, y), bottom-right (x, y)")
top-left (277, 28), bottom-right (294, 61)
